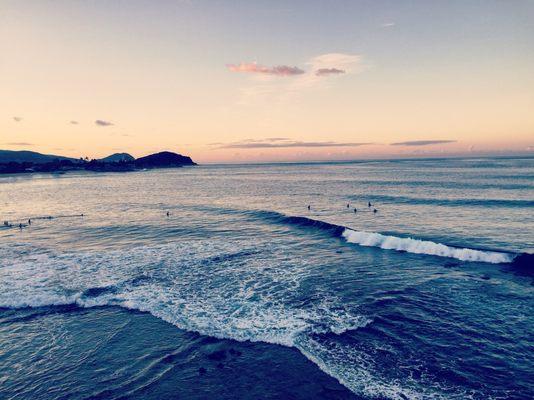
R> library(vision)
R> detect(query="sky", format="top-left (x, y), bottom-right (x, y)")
top-left (1, 0), bottom-right (533, 163)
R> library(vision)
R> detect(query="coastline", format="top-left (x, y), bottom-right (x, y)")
top-left (0, 150), bottom-right (197, 175)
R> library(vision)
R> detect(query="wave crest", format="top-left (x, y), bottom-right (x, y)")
top-left (342, 229), bottom-right (513, 264)
top-left (250, 210), bottom-right (516, 264)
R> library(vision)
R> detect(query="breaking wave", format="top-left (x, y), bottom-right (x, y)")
top-left (0, 241), bottom-right (468, 399)
top-left (341, 229), bottom-right (513, 264)
top-left (251, 210), bottom-right (517, 264)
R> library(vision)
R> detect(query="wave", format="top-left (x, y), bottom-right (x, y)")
top-left (342, 229), bottom-right (512, 263)
top-left (350, 194), bottom-right (534, 208)
top-left (0, 242), bottom-right (461, 399)
top-left (0, 242), bottom-right (370, 344)
top-left (344, 179), bottom-right (534, 190)
top-left (249, 210), bottom-right (519, 264)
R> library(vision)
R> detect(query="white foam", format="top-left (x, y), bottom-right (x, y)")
top-left (342, 229), bottom-right (512, 264)
top-left (296, 336), bottom-right (464, 400)
top-left (0, 242), bottom-right (467, 399)
top-left (0, 242), bottom-right (368, 347)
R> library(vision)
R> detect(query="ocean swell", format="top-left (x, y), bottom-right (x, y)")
top-left (250, 210), bottom-right (516, 264)
top-left (341, 229), bottom-right (513, 264)
top-left (0, 238), bottom-right (502, 399)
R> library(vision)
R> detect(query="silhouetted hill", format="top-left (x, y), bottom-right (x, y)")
top-left (0, 150), bottom-right (77, 164)
top-left (100, 153), bottom-right (135, 163)
top-left (0, 149), bottom-right (196, 174)
top-left (134, 151), bottom-right (196, 168)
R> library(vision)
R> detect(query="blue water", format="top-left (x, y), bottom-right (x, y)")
top-left (0, 157), bottom-right (533, 399)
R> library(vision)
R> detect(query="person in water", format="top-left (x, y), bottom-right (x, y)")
top-left (373, 208), bottom-right (378, 213)
top-left (354, 208), bottom-right (357, 213)
top-left (347, 203), bottom-right (350, 208)
top-left (307, 205), bottom-right (311, 210)
top-left (166, 211), bottom-right (170, 217)
top-left (368, 201), bottom-right (372, 207)
top-left (28, 219), bottom-right (31, 225)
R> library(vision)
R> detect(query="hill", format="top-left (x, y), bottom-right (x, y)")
top-left (0, 150), bottom-right (196, 174)
top-left (0, 150), bottom-right (77, 164)
top-left (99, 153), bottom-right (135, 163)
top-left (134, 151), bottom-right (196, 168)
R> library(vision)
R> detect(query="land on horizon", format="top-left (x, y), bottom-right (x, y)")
top-left (2, 148), bottom-right (534, 175)
top-left (0, 149), bottom-right (196, 174)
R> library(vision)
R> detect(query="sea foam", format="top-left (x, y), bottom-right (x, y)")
top-left (251, 210), bottom-right (515, 264)
top-left (0, 241), bottom-right (478, 399)
top-left (341, 229), bottom-right (513, 264)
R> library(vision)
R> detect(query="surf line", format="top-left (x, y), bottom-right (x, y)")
top-left (269, 212), bottom-right (518, 265)
top-left (341, 228), bottom-right (513, 264)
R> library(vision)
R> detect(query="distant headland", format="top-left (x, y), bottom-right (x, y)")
top-left (0, 150), bottom-right (197, 174)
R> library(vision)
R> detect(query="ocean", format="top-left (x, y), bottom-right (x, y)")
top-left (0, 157), bottom-right (533, 400)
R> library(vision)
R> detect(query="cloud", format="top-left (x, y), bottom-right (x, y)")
top-left (307, 53), bottom-right (364, 74)
top-left (294, 53), bottom-right (365, 90)
top-left (4, 142), bottom-right (33, 146)
top-left (381, 22), bottom-right (396, 28)
top-left (315, 68), bottom-right (345, 76)
top-left (216, 139), bottom-right (373, 149)
top-left (70, 120), bottom-right (79, 125)
top-left (13, 117), bottom-right (22, 122)
top-left (390, 140), bottom-right (457, 146)
top-left (227, 62), bottom-right (304, 76)
top-left (95, 119), bottom-right (114, 127)
top-left (233, 53), bottom-right (365, 104)
top-left (236, 137), bottom-right (290, 144)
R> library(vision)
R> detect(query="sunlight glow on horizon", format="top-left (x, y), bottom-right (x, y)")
top-left (1, 1), bottom-right (533, 163)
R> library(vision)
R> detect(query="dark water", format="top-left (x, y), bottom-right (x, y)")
top-left (1, 157), bottom-right (533, 399)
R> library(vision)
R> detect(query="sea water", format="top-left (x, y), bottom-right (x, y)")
top-left (0, 157), bottom-right (533, 399)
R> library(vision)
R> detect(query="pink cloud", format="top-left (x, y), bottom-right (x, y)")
top-left (315, 68), bottom-right (345, 76)
top-left (95, 119), bottom-right (114, 127)
top-left (227, 62), bottom-right (304, 76)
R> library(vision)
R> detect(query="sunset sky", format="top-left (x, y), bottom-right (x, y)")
top-left (1, 0), bottom-right (533, 163)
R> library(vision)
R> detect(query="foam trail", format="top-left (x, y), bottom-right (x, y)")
top-left (0, 243), bottom-right (445, 399)
top-left (342, 229), bottom-right (513, 264)
top-left (0, 241), bottom-right (503, 399)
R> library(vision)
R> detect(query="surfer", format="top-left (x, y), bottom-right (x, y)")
top-left (166, 211), bottom-right (170, 217)
top-left (354, 208), bottom-right (357, 213)
top-left (373, 208), bottom-right (378, 213)
top-left (368, 202), bottom-right (372, 207)
top-left (28, 219), bottom-right (31, 225)
top-left (307, 205), bottom-right (311, 211)
top-left (347, 203), bottom-right (350, 208)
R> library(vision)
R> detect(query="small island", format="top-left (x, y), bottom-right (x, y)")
top-left (0, 150), bottom-right (197, 174)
